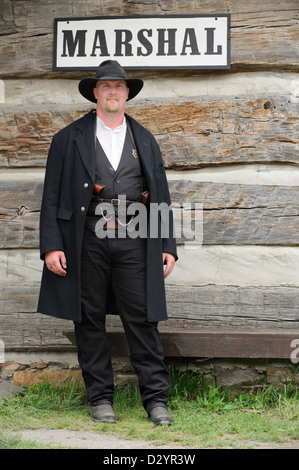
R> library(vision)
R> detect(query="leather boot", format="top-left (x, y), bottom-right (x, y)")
top-left (90, 404), bottom-right (116, 423)
top-left (149, 406), bottom-right (172, 426)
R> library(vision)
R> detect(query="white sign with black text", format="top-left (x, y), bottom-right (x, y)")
top-left (54, 15), bottom-right (230, 70)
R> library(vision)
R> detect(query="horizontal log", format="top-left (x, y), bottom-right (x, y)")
top-left (171, 180), bottom-right (299, 245)
top-left (1, 179), bottom-right (299, 247)
top-left (0, 180), bottom-right (43, 249)
top-left (0, 107), bottom-right (87, 168)
top-left (63, 327), bottom-right (298, 359)
top-left (0, 0), bottom-right (298, 77)
top-left (165, 285), bottom-right (299, 330)
top-left (0, 282), bottom-right (73, 348)
top-left (131, 97), bottom-right (299, 170)
top-left (1, 282), bottom-right (298, 351)
top-left (1, 95), bottom-right (298, 169)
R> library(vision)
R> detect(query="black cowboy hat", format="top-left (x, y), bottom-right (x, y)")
top-left (78, 60), bottom-right (143, 103)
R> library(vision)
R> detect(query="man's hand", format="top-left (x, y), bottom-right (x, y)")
top-left (45, 250), bottom-right (67, 277)
top-left (163, 252), bottom-right (175, 279)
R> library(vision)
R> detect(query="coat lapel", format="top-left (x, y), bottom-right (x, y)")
top-left (75, 111), bottom-right (154, 184)
top-left (75, 110), bottom-right (96, 181)
top-left (126, 114), bottom-right (154, 183)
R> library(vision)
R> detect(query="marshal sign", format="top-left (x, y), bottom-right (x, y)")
top-left (54, 15), bottom-right (230, 70)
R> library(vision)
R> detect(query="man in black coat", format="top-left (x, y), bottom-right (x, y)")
top-left (38, 60), bottom-right (177, 426)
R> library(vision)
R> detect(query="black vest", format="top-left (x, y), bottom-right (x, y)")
top-left (94, 128), bottom-right (142, 201)
top-left (85, 128), bottom-right (143, 230)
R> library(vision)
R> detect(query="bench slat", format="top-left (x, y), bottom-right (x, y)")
top-left (63, 328), bottom-right (298, 359)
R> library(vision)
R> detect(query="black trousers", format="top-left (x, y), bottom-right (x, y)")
top-left (74, 226), bottom-right (171, 414)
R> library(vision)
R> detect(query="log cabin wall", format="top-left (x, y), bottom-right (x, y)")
top-left (0, 0), bottom-right (299, 385)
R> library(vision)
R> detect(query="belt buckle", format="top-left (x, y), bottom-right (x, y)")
top-left (111, 198), bottom-right (120, 206)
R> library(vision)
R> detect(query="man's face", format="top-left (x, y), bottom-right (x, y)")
top-left (93, 80), bottom-right (129, 115)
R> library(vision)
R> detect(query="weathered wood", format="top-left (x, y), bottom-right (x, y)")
top-left (1, 282), bottom-right (298, 350)
top-left (63, 327), bottom-right (298, 358)
top-left (1, 179), bottom-right (299, 247)
top-left (0, 282), bottom-right (73, 348)
top-left (1, 95), bottom-right (298, 169)
top-left (0, 0), bottom-right (298, 77)
top-left (0, 180), bottom-right (43, 249)
top-left (165, 285), bottom-right (299, 330)
top-left (0, 107), bottom-right (87, 168)
top-left (171, 180), bottom-right (299, 245)
top-left (131, 96), bottom-right (299, 170)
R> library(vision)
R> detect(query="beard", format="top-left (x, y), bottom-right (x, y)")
top-left (104, 96), bottom-right (122, 113)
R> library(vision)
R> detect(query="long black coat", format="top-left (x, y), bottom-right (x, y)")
top-left (37, 110), bottom-right (177, 323)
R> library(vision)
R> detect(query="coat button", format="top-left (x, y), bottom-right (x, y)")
top-left (84, 183), bottom-right (88, 188)
top-left (81, 206), bottom-right (85, 212)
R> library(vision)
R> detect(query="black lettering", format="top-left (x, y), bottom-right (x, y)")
top-left (157, 29), bottom-right (177, 56)
top-left (205, 28), bottom-right (222, 55)
top-left (90, 30), bottom-right (109, 57)
top-left (114, 29), bottom-right (133, 57)
top-left (137, 29), bottom-right (153, 56)
top-left (181, 28), bottom-right (201, 56)
top-left (61, 30), bottom-right (87, 57)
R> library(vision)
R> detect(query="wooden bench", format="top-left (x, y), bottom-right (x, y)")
top-left (63, 327), bottom-right (298, 359)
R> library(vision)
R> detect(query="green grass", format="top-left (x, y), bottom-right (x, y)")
top-left (0, 368), bottom-right (298, 449)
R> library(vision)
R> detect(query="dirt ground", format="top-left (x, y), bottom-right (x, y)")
top-left (10, 428), bottom-right (299, 449)
top-left (11, 428), bottom-right (192, 449)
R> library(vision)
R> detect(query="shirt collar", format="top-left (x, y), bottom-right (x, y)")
top-left (96, 115), bottom-right (126, 133)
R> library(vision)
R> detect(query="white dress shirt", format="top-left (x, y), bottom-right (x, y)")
top-left (96, 116), bottom-right (127, 170)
